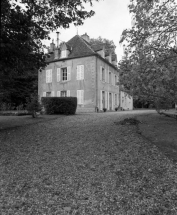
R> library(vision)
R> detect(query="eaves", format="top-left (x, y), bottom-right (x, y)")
top-left (46, 53), bottom-right (118, 71)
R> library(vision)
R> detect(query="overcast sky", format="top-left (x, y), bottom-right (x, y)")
top-left (47, 0), bottom-right (132, 61)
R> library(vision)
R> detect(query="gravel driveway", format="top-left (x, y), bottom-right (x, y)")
top-left (0, 111), bottom-right (177, 214)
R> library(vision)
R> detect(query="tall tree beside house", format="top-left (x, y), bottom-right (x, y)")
top-left (90, 37), bottom-right (116, 54)
top-left (119, 0), bottom-right (177, 110)
top-left (0, 0), bottom-right (98, 106)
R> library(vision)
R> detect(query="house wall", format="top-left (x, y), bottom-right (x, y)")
top-left (38, 56), bottom-right (96, 109)
top-left (38, 55), bottom-right (120, 112)
top-left (96, 58), bottom-right (119, 111)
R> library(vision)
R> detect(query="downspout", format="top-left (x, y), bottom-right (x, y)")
top-left (95, 56), bottom-right (98, 112)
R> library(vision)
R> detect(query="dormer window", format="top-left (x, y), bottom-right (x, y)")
top-left (61, 50), bottom-right (67, 58)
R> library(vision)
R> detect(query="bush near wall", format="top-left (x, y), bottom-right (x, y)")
top-left (41, 97), bottom-right (77, 115)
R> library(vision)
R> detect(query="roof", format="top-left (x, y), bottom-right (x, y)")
top-left (46, 35), bottom-right (117, 69)
top-left (66, 35), bottom-right (95, 58)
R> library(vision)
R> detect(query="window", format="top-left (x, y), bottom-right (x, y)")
top-left (112, 74), bottom-right (115, 86)
top-left (115, 94), bottom-right (117, 106)
top-left (100, 66), bottom-right (105, 82)
top-left (61, 91), bottom-right (67, 97)
top-left (58, 67), bottom-right (71, 82)
top-left (115, 75), bottom-right (117, 86)
top-left (77, 90), bottom-right (84, 104)
top-left (61, 50), bottom-right (67, 58)
top-left (57, 91), bottom-right (61, 97)
top-left (59, 90), bottom-right (70, 97)
top-left (77, 65), bottom-right (84, 80)
top-left (46, 69), bottom-right (52, 83)
top-left (109, 72), bottom-right (111, 84)
top-left (62, 68), bottom-right (67, 81)
top-left (46, 92), bottom-right (51, 97)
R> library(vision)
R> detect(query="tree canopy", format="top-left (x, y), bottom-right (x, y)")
top-left (119, 0), bottom-right (177, 108)
top-left (90, 36), bottom-right (116, 53)
top-left (1, 0), bottom-right (98, 106)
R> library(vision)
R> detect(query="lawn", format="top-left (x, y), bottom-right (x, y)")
top-left (0, 112), bottom-right (177, 214)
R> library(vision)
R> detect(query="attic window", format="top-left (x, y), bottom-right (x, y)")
top-left (61, 50), bottom-right (67, 58)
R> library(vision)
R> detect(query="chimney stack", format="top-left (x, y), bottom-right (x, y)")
top-left (81, 33), bottom-right (90, 43)
top-left (49, 39), bottom-right (55, 53)
top-left (56, 31), bottom-right (60, 48)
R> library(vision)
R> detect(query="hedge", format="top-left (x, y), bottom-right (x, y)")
top-left (41, 97), bottom-right (77, 115)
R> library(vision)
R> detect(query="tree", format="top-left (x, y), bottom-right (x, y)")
top-left (1, 0), bottom-right (98, 106)
top-left (90, 36), bottom-right (116, 53)
top-left (119, 0), bottom-right (177, 110)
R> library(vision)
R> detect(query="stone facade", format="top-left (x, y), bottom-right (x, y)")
top-left (38, 34), bottom-right (132, 112)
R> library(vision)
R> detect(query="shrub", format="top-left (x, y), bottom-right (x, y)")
top-left (26, 94), bottom-right (42, 118)
top-left (103, 108), bottom-right (107, 112)
top-left (41, 97), bottom-right (77, 115)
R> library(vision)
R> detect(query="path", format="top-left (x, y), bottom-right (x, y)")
top-left (0, 111), bottom-right (176, 214)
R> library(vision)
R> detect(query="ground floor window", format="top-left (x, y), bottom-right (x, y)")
top-left (61, 91), bottom-right (67, 97)
top-left (115, 94), bottom-right (117, 106)
top-left (46, 92), bottom-right (51, 97)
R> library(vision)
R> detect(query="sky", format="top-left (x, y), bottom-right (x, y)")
top-left (46, 0), bottom-right (132, 61)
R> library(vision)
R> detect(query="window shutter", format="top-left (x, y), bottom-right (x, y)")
top-left (67, 66), bottom-right (71, 81)
top-left (107, 70), bottom-right (109, 83)
top-left (107, 92), bottom-right (109, 110)
top-left (46, 70), bottom-right (49, 83)
top-left (57, 91), bottom-right (61, 97)
top-left (57, 68), bottom-right (61, 82)
top-left (77, 90), bottom-right (80, 104)
top-left (100, 90), bottom-right (102, 110)
top-left (76, 66), bottom-right (79, 80)
top-left (50, 69), bottom-right (52, 83)
top-left (105, 91), bottom-right (107, 108)
top-left (51, 91), bottom-right (55, 97)
top-left (81, 65), bottom-right (84, 80)
top-left (112, 93), bottom-right (114, 108)
top-left (43, 92), bottom-right (46, 97)
top-left (100, 66), bottom-right (102, 81)
top-left (81, 90), bottom-right (84, 104)
top-left (105, 69), bottom-right (108, 82)
top-left (67, 90), bottom-right (70, 97)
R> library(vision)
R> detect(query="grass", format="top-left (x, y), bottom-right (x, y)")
top-left (0, 112), bottom-right (177, 214)
top-left (137, 113), bottom-right (177, 163)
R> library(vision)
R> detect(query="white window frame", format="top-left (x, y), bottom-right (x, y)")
top-left (61, 66), bottom-right (71, 82)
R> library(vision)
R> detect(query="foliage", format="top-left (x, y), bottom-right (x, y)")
top-left (1, 0), bottom-right (98, 104)
top-left (103, 107), bottom-right (107, 112)
top-left (119, 0), bottom-right (177, 109)
top-left (90, 36), bottom-right (116, 53)
top-left (0, 103), bottom-right (15, 111)
top-left (26, 93), bottom-right (42, 117)
top-left (41, 97), bottom-right (77, 115)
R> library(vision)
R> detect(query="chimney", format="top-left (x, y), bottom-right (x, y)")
top-left (102, 45), bottom-right (105, 58)
top-left (109, 52), bottom-right (112, 63)
top-left (81, 33), bottom-right (90, 43)
top-left (56, 31), bottom-right (60, 48)
top-left (49, 39), bottom-right (55, 53)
